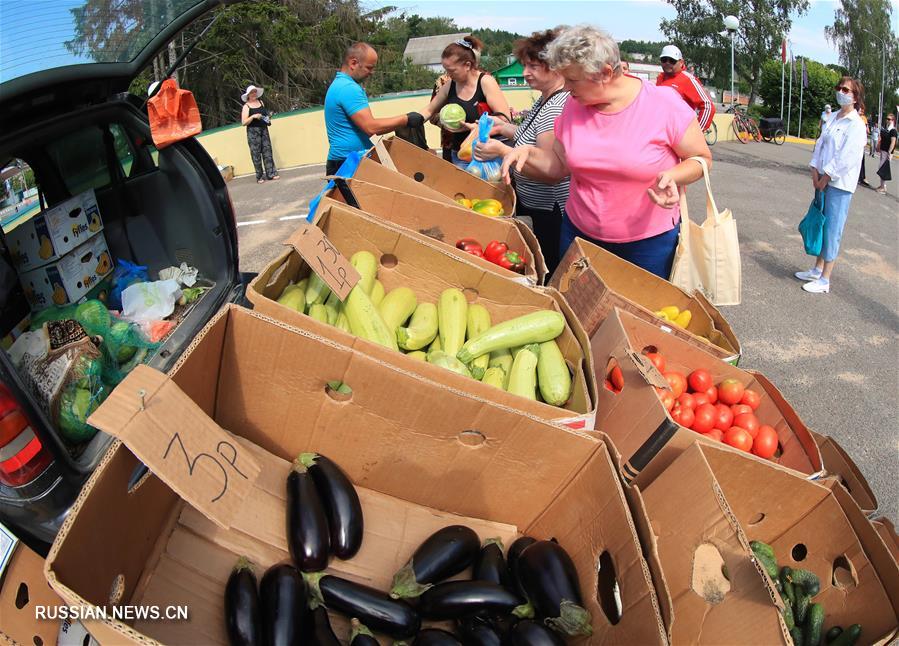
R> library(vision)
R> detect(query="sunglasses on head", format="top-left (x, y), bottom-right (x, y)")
top-left (660, 57), bottom-right (676, 64)
top-left (836, 85), bottom-right (853, 94)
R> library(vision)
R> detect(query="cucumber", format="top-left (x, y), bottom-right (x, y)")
top-left (437, 289), bottom-right (468, 357)
top-left (828, 625), bottom-right (860, 646)
top-left (825, 627), bottom-right (843, 643)
top-left (305, 272), bottom-right (332, 308)
top-left (344, 285), bottom-right (398, 350)
top-left (790, 626), bottom-right (805, 646)
top-left (789, 569), bottom-right (820, 596)
top-left (780, 567), bottom-right (796, 607)
top-left (378, 287), bottom-right (418, 331)
top-left (370, 279), bottom-right (385, 306)
top-left (783, 603), bottom-right (796, 630)
top-left (350, 251), bottom-right (378, 295)
top-left (308, 303), bottom-right (329, 324)
top-left (481, 366), bottom-right (506, 390)
top-left (456, 311), bottom-right (565, 364)
top-left (805, 603), bottom-right (824, 646)
top-left (466, 304), bottom-right (492, 379)
top-left (507, 344), bottom-right (540, 400)
top-left (397, 303), bottom-right (438, 351)
top-left (536, 339), bottom-right (572, 406)
top-left (427, 350), bottom-right (472, 378)
top-left (794, 592), bottom-right (810, 625)
top-left (751, 548), bottom-right (778, 580)
top-left (749, 540), bottom-right (776, 562)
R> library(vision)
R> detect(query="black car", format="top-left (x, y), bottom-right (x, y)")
top-left (0, 0), bottom-right (246, 549)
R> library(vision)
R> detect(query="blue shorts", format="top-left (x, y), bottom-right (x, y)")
top-left (560, 216), bottom-right (680, 279)
top-left (821, 185), bottom-right (853, 262)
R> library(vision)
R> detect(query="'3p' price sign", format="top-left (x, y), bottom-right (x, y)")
top-left (285, 224), bottom-right (360, 301)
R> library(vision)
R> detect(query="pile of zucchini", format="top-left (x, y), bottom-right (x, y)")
top-left (750, 541), bottom-right (861, 645)
top-left (276, 251), bottom-right (574, 407)
top-left (224, 452), bottom-right (593, 644)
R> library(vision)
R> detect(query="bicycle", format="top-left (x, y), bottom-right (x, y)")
top-left (727, 105), bottom-right (761, 144)
top-left (704, 121), bottom-right (718, 146)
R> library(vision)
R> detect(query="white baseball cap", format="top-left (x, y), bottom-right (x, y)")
top-left (661, 45), bottom-right (683, 61)
top-left (241, 84), bottom-right (264, 102)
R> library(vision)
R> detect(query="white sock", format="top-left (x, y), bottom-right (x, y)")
top-left (818, 277), bottom-right (829, 283)
top-left (810, 267), bottom-right (822, 276)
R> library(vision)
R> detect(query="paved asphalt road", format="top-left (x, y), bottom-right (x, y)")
top-left (230, 141), bottom-right (898, 522)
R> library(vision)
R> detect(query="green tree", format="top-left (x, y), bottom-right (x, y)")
top-left (619, 39), bottom-right (666, 60)
top-left (825, 0), bottom-right (899, 125)
top-left (758, 57), bottom-right (840, 137)
top-left (661, 0), bottom-right (810, 105)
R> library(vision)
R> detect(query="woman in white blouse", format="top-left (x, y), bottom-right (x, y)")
top-left (797, 76), bottom-right (868, 294)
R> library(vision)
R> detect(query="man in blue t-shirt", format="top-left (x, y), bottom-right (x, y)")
top-left (325, 43), bottom-right (423, 175)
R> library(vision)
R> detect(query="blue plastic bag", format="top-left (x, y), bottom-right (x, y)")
top-left (306, 150), bottom-right (365, 222)
top-left (109, 259), bottom-right (148, 310)
top-left (798, 191), bottom-right (826, 256)
top-left (465, 113), bottom-right (503, 182)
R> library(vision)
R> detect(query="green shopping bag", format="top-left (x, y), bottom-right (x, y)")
top-left (798, 191), bottom-right (826, 256)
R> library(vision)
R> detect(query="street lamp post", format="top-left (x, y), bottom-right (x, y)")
top-left (724, 15), bottom-right (739, 107)
top-left (862, 29), bottom-right (887, 130)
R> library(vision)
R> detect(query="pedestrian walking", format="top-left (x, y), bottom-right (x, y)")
top-left (796, 76), bottom-right (867, 294)
top-left (875, 113), bottom-right (896, 195)
top-left (240, 85), bottom-right (279, 184)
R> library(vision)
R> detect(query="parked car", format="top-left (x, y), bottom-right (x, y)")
top-left (0, 0), bottom-right (246, 550)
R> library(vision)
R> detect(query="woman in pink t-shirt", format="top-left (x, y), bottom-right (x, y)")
top-left (477, 25), bottom-right (712, 278)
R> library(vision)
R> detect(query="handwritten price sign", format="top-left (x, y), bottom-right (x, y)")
top-left (285, 224), bottom-right (360, 300)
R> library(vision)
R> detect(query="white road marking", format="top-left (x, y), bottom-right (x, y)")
top-left (237, 219), bottom-right (266, 227)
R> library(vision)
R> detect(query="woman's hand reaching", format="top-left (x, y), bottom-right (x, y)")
top-left (647, 170), bottom-right (680, 208)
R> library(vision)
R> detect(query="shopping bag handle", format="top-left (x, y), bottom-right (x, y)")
top-left (687, 156), bottom-right (723, 225)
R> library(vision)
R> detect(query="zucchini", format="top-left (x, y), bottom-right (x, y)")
top-left (466, 304), bottom-right (492, 379)
top-left (428, 334), bottom-right (442, 353)
top-left (828, 625), bottom-right (861, 646)
top-left (336, 311), bottom-right (351, 333)
top-left (277, 284), bottom-right (306, 312)
top-left (379, 287), bottom-right (418, 331)
top-left (488, 347), bottom-right (513, 372)
top-left (507, 344), bottom-right (540, 400)
top-left (456, 311), bottom-right (565, 364)
top-left (789, 569), bottom-right (820, 596)
top-left (324, 302), bottom-right (339, 325)
top-left (398, 303), bottom-right (438, 351)
top-left (370, 279), bottom-right (385, 306)
top-left (537, 339), bottom-right (572, 406)
top-left (308, 303), bottom-right (329, 324)
top-left (350, 251), bottom-right (378, 295)
top-left (344, 285), bottom-right (398, 350)
top-left (805, 603), bottom-right (824, 646)
top-left (481, 366), bottom-right (506, 390)
top-left (438, 289), bottom-right (468, 356)
top-left (305, 272), bottom-right (332, 308)
top-left (427, 350), bottom-right (472, 378)
top-left (406, 350), bottom-right (427, 361)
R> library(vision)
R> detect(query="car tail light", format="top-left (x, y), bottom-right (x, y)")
top-left (0, 384), bottom-right (52, 487)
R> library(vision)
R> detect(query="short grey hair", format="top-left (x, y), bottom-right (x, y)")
top-left (543, 25), bottom-right (621, 75)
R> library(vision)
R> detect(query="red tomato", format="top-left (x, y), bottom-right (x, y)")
top-left (603, 379), bottom-right (615, 392)
top-left (752, 425), bottom-right (779, 459)
top-left (677, 393), bottom-right (697, 410)
top-left (671, 404), bottom-right (695, 428)
top-left (705, 385), bottom-right (719, 404)
top-left (609, 364), bottom-right (624, 391)
top-left (733, 413), bottom-right (760, 438)
top-left (724, 426), bottom-right (753, 452)
top-left (643, 351), bottom-right (666, 373)
top-left (693, 392), bottom-right (710, 407)
top-left (730, 404), bottom-right (753, 417)
top-left (688, 368), bottom-right (713, 394)
top-left (741, 389), bottom-right (762, 410)
top-left (714, 403), bottom-right (734, 431)
top-left (718, 378), bottom-right (745, 405)
top-left (664, 371), bottom-right (687, 398)
top-left (703, 428), bottom-right (724, 442)
top-left (691, 403), bottom-right (717, 434)
top-left (658, 390), bottom-right (676, 411)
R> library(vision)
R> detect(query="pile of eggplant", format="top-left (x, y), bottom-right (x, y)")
top-left (224, 453), bottom-right (593, 645)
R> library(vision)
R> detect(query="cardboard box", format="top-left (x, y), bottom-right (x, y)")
top-left (592, 308), bottom-right (822, 486)
top-left (18, 232), bottom-right (113, 311)
top-left (6, 189), bottom-right (103, 272)
top-left (813, 432), bottom-right (878, 515)
top-left (366, 136), bottom-right (517, 216)
top-left (641, 442), bottom-right (899, 645)
top-left (246, 202), bottom-right (597, 429)
top-left (324, 176), bottom-right (546, 284)
top-left (45, 305), bottom-right (668, 645)
top-left (872, 517), bottom-right (899, 565)
top-left (551, 238), bottom-right (742, 363)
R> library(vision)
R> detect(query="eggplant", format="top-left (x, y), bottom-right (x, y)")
top-left (304, 572), bottom-right (420, 639)
top-left (300, 452), bottom-right (363, 559)
top-left (419, 580), bottom-right (522, 620)
top-left (349, 618), bottom-right (381, 646)
top-left (259, 563), bottom-right (308, 646)
top-left (390, 525), bottom-right (479, 599)
top-left (456, 615), bottom-right (503, 646)
top-left (224, 557), bottom-right (262, 646)
top-left (518, 541), bottom-right (592, 637)
top-left (287, 459), bottom-right (330, 571)
top-left (307, 606), bottom-right (340, 646)
top-left (507, 536), bottom-right (537, 597)
top-left (508, 620), bottom-right (566, 646)
top-left (412, 629), bottom-right (462, 646)
top-left (473, 538), bottom-right (511, 590)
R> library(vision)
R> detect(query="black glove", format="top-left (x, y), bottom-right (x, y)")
top-left (406, 112), bottom-right (424, 128)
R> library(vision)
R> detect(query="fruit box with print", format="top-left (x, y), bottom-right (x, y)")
top-left (591, 308), bottom-right (822, 487)
top-left (5, 189), bottom-right (104, 272)
top-left (639, 441), bottom-right (899, 645)
top-left (322, 176), bottom-right (546, 285)
top-left (246, 201), bottom-right (597, 429)
top-left (44, 305), bottom-right (670, 645)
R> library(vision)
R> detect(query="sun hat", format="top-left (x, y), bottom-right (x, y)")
top-left (660, 45), bottom-right (683, 61)
top-left (241, 84), bottom-right (264, 102)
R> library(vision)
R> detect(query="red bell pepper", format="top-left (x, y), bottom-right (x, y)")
top-left (455, 238), bottom-right (484, 258)
top-left (484, 240), bottom-right (526, 273)
top-left (483, 240), bottom-right (508, 263)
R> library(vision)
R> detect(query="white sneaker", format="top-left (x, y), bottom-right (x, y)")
top-left (802, 278), bottom-right (830, 293)
top-left (794, 269), bottom-right (822, 281)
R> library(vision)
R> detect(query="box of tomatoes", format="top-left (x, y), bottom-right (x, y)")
top-left (592, 308), bottom-right (823, 487)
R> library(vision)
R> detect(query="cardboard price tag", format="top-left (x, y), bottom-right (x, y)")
top-left (285, 223), bottom-right (360, 300)
top-left (87, 365), bottom-right (260, 529)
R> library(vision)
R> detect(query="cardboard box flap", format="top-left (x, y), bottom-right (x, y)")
top-left (87, 365), bottom-right (262, 529)
top-left (872, 517), bottom-right (899, 565)
top-left (813, 431), bottom-right (878, 514)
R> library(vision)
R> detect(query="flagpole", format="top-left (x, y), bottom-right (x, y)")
top-left (798, 58), bottom-right (804, 138)
top-left (780, 38), bottom-right (786, 119)
top-left (787, 49), bottom-right (794, 136)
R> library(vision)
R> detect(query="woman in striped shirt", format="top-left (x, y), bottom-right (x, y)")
top-left (472, 29), bottom-right (570, 276)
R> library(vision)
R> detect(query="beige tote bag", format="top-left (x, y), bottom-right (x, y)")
top-left (669, 156), bottom-right (742, 306)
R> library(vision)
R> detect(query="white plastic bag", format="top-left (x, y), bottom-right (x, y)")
top-left (122, 280), bottom-right (182, 322)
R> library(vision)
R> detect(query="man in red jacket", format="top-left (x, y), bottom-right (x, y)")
top-left (656, 45), bottom-right (716, 132)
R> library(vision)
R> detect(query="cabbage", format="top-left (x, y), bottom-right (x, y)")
top-left (440, 103), bottom-right (466, 130)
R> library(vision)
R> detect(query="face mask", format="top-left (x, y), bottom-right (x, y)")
top-left (836, 91), bottom-right (854, 107)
